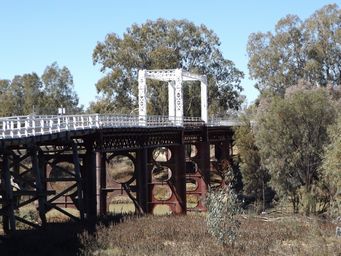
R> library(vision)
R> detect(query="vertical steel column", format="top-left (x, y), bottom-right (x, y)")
top-left (1, 152), bottom-right (16, 233)
top-left (173, 143), bottom-right (186, 214)
top-left (100, 152), bottom-right (107, 215)
top-left (95, 151), bottom-right (107, 216)
top-left (96, 152), bottom-right (102, 215)
top-left (200, 76), bottom-right (208, 123)
top-left (174, 69), bottom-right (183, 126)
top-left (83, 143), bottom-right (97, 231)
top-left (72, 143), bottom-right (85, 221)
top-left (136, 148), bottom-right (148, 213)
top-left (31, 147), bottom-right (47, 228)
top-left (38, 150), bottom-right (48, 222)
top-left (168, 81), bottom-right (175, 121)
top-left (200, 126), bottom-right (210, 184)
top-left (138, 69), bottom-right (147, 126)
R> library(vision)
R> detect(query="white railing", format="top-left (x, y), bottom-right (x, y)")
top-left (207, 118), bottom-right (241, 127)
top-left (0, 114), bottom-right (239, 139)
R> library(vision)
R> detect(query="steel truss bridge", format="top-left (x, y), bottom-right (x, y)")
top-left (0, 113), bottom-right (236, 234)
top-left (0, 69), bottom-right (238, 234)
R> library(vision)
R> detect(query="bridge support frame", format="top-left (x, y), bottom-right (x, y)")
top-left (1, 153), bottom-right (15, 233)
top-left (138, 69), bottom-right (208, 125)
top-left (136, 148), bottom-right (149, 213)
top-left (0, 122), bottom-right (235, 234)
top-left (30, 146), bottom-right (47, 228)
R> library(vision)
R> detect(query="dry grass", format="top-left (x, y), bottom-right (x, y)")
top-left (1, 207), bottom-right (340, 256)
top-left (79, 214), bottom-right (341, 256)
top-left (108, 202), bottom-right (135, 214)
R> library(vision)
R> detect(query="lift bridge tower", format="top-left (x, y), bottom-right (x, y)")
top-left (138, 69), bottom-right (208, 125)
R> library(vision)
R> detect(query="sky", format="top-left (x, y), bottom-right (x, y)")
top-left (0, 0), bottom-right (337, 108)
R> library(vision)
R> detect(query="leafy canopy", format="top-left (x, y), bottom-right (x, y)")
top-left (0, 62), bottom-right (81, 116)
top-left (247, 4), bottom-right (341, 95)
top-left (234, 116), bottom-right (271, 205)
top-left (321, 116), bottom-right (341, 217)
top-left (254, 84), bottom-right (336, 212)
top-left (91, 18), bottom-right (244, 116)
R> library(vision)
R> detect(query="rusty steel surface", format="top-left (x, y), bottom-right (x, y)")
top-left (0, 123), bottom-right (235, 234)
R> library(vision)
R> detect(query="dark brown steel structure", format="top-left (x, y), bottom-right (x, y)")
top-left (0, 124), bottom-right (234, 234)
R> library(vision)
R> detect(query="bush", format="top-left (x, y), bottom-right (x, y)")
top-left (205, 186), bottom-right (241, 245)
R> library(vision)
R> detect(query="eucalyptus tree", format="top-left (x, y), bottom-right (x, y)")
top-left (41, 62), bottom-right (81, 114)
top-left (0, 79), bottom-right (14, 116)
top-left (0, 63), bottom-right (81, 116)
top-left (247, 4), bottom-right (341, 95)
top-left (321, 117), bottom-right (341, 217)
top-left (234, 114), bottom-right (271, 210)
top-left (21, 73), bottom-right (44, 114)
top-left (91, 18), bottom-right (244, 116)
top-left (0, 73), bottom-right (43, 116)
top-left (254, 84), bottom-right (336, 213)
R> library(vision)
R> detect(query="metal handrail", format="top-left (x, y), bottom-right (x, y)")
top-left (0, 114), bottom-right (240, 139)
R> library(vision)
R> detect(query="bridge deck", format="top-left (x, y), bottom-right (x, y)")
top-left (0, 114), bottom-right (238, 144)
top-left (0, 114), bottom-right (237, 234)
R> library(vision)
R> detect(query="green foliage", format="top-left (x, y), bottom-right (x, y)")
top-left (206, 186), bottom-right (241, 245)
top-left (321, 116), bottom-right (341, 217)
top-left (206, 165), bottom-right (242, 245)
top-left (234, 115), bottom-right (271, 208)
top-left (91, 18), bottom-right (244, 116)
top-left (255, 85), bottom-right (336, 214)
top-left (41, 62), bottom-right (81, 114)
top-left (247, 4), bottom-right (341, 95)
top-left (77, 214), bottom-right (340, 256)
top-left (0, 62), bottom-right (82, 116)
top-left (0, 73), bottom-right (43, 116)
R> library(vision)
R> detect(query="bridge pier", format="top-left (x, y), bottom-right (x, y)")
top-left (0, 119), bottom-right (236, 234)
top-left (172, 144), bottom-right (186, 213)
top-left (185, 141), bottom-right (210, 212)
top-left (96, 151), bottom-right (107, 216)
top-left (1, 152), bottom-right (15, 233)
top-left (30, 146), bottom-right (47, 228)
top-left (82, 141), bottom-right (97, 231)
top-left (72, 143), bottom-right (85, 221)
top-left (136, 148), bottom-right (148, 213)
top-left (147, 144), bottom-right (187, 214)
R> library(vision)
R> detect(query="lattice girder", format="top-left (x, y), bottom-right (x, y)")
top-left (138, 69), bottom-right (208, 125)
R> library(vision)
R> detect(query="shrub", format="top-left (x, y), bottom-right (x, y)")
top-left (205, 186), bottom-right (241, 245)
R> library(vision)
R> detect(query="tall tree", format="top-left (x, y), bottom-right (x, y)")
top-left (0, 63), bottom-right (81, 116)
top-left (255, 84), bottom-right (336, 213)
top-left (321, 116), bottom-right (341, 217)
top-left (0, 74), bottom-right (42, 116)
top-left (21, 73), bottom-right (44, 114)
top-left (247, 4), bottom-right (341, 95)
top-left (0, 79), bottom-right (15, 116)
top-left (304, 4), bottom-right (341, 85)
top-left (234, 115), bottom-right (271, 210)
top-left (91, 19), bottom-right (244, 116)
top-left (41, 62), bottom-right (81, 114)
top-left (9, 75), bottom-right (25, 115)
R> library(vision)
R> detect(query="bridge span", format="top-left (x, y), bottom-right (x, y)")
top-left (0, 113), bottom-right (237, 233)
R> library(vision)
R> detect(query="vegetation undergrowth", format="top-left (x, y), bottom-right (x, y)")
top-left (78, 214), bottom-right (340, 256)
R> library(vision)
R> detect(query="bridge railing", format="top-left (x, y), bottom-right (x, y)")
top-left (207, 118), bottom-right (240, 127)
top-left (0, 114), bottom-right (239, 139)
top-left (0, 114), bottom-right (133, 138)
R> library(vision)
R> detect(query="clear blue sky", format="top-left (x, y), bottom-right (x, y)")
top-left (0, 0), bottom-right (337, 108)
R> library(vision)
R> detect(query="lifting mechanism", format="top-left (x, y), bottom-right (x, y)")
top-left (138, 69), bottom-right (208, 125)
